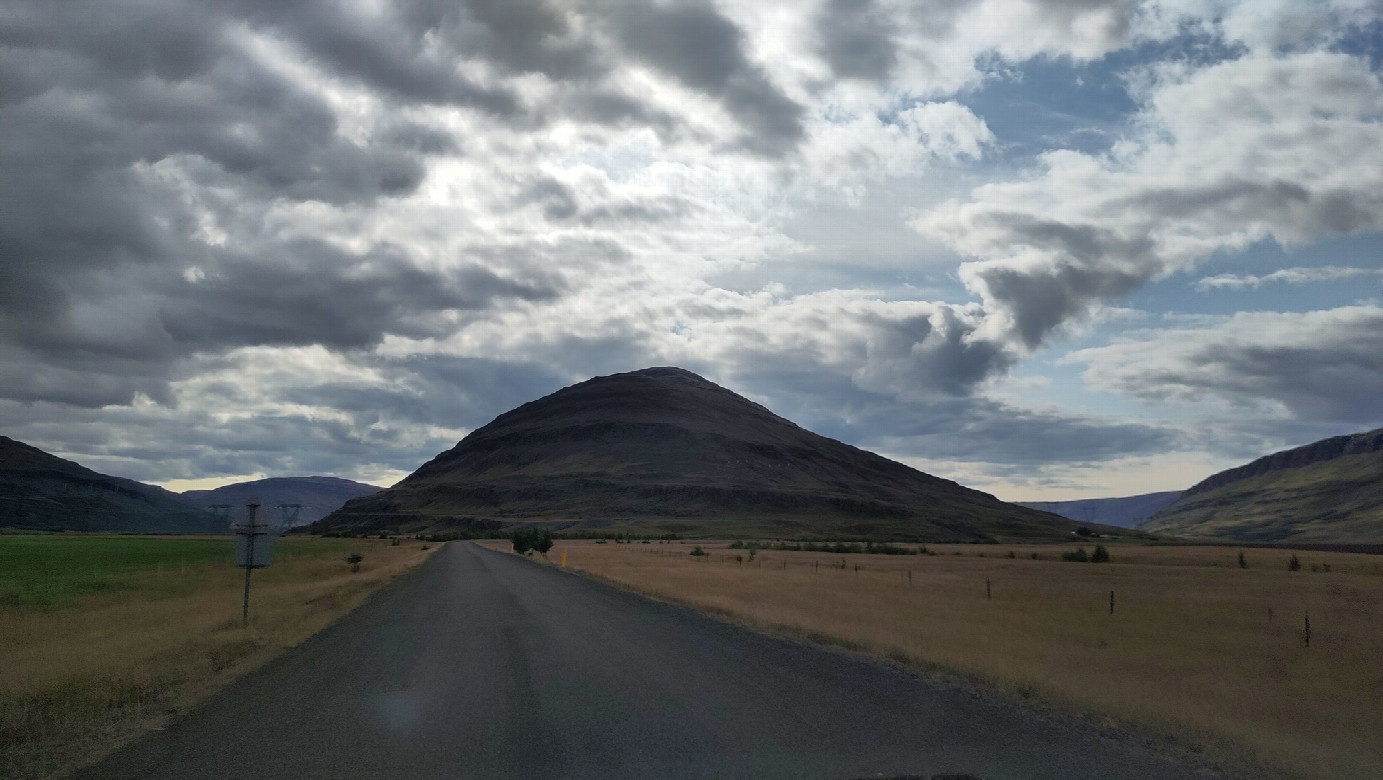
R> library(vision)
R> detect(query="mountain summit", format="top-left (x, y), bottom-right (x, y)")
top-left (315, 367), bottom-right (1094, 541)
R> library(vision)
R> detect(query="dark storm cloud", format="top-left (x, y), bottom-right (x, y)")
top-left (816, 0), bottom-right (898, 81)
top-left (960, 216), bottom-right (1157, 349)
top-left (0, 2), bottom-right (436, 326)
top-left (1079, 308), bottom-right (1383, 426)
top-left (722, 362), bottom-right (1177, 467)
top-left (229, 0), bottom-right (520, 113)
top-left (517, 177), bottom-right (695, 225)
top-left (285, 356), bottom-right (570, 432)
top-left (2, 0), bottom-right (617, 413)
top-left (612, 1), bottom-right (806, 154)
top-left (158, 241), bottom-right (563, 352)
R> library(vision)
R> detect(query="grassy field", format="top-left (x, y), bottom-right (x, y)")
top-left (492, 539), bottom-right (1383, 779)
top-left (1, 534), bottom-right (438, 779)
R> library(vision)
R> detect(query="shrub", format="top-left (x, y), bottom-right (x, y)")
top-left (1288, 554), bottom-right (1301, 572)
top-left (1091, 544), bottom-right (1110, 563)
top-left (511, 528), bottom-right (554, 556)
top-left (1238, 551), bottom-right (1247, 569)
top-left (1062, 548), bottom-right (1089, 563)
top-left (345, 552), bottom-right (363, 573)
top-left (690, 545), bottom-right (707, 557)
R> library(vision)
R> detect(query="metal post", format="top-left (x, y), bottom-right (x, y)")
top-left (243, 567), bottom-right (252, 628)
top-left (243, 503), bottom-right (257, 628)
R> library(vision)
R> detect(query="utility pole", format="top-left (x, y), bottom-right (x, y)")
top-left (277, 503), bottom-right (302, 532)
top-left (233, 502), bottom-right (273, 628)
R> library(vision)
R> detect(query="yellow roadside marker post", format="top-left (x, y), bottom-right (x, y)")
top-left (562, 550), bottom-right (568, 567)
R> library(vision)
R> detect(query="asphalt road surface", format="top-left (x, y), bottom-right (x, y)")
top-left (81, 542), bottom-right (1206, 779)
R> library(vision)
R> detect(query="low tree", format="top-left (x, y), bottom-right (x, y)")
top-left (1091, 544), bottom-right (1110, 563)
top-left (511, 528), bottom-right (554, 556)
top-left (345, 552), bottom-right (363, 573)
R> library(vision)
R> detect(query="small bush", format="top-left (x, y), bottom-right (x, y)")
top-left (1062, 548), bottom-right (1089, 563)
top-left (1288, 554), bottom-right (1301, 572)
top-left (690, 545), bottom-right (707, 557)
top-left (511, 528), bottom-right (554, 556)
top-left (1007, 550), bottom-right (1017, 559)
top-left (345, 552), bottom-right (363, 573)
top-left (1091, 544), bottom-right (1110, 563)
top-left (1238, 551), bottom-right (1247, 569)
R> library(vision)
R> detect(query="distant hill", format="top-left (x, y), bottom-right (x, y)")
top-left (0, 436), bottom-right (219, 533)
top-left (1019, 491), bottom-right (1182, 529)
top-left (180, 476), bottom-right (380, 527)
top-left (313, 367), bottom-right (1127, 542)
top-left (1141, 427), bottom-right (1383, 542)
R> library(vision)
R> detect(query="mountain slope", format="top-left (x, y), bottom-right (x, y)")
top-left (0, 436), bottom-right (219, 533)
top-left (180, 477), bottom-right (381, 527)
top-left (1141, 427), bottom-right (1383, 542)
top-left (314, 367), bottom-right (1114, 541)
top-left (1019, 491), bottom-right (1182, 529)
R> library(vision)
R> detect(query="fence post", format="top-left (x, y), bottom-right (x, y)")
top-left (1109, 590), bottom-right (1115, 616)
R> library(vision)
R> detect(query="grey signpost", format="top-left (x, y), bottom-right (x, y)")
top-left (233, 502), bottom-right (274, 628)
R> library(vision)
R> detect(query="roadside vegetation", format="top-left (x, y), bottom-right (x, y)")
top-left (490, 539), bottom-right (1383, 779)
top-left (1, 534), bottom-right (438, 779)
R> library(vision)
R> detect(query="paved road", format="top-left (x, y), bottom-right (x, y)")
top-left (82, 543), bottom-right (1204, 779)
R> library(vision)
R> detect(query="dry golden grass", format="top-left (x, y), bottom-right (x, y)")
top-left (1, 536), bottom-right (438, 780)
top-left (491, 540), bottom-right (1383, 779)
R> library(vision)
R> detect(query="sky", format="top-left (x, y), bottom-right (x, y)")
top-left (2, 0), bottom-right (1382, 501)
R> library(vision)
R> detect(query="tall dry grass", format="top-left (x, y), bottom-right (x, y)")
top-left (1, 537), bottom-right (437, 779)
top-left (499, 540), bottom-right (1383, 779)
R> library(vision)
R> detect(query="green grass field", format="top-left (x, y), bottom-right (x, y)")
top-left (0, 534), bottom-right (372, 610)
top-left (0, 535), bottom-right (232, 610)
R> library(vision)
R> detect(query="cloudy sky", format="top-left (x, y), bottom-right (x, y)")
top-left (3, 0), bottom-right (1381, 500)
